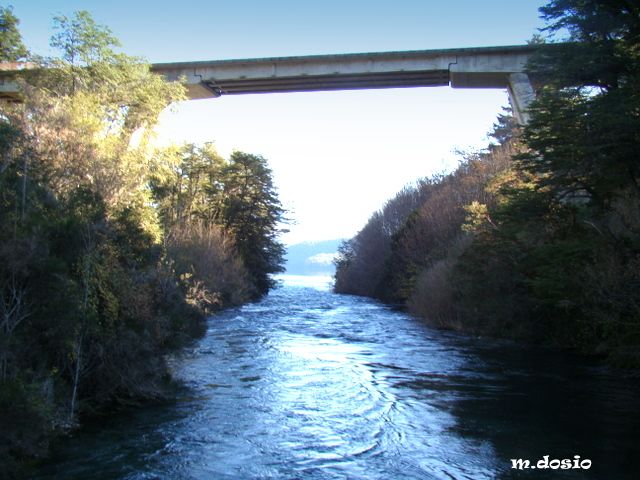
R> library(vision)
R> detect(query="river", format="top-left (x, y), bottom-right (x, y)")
top-left (31, 275), bottom-right (639, 479)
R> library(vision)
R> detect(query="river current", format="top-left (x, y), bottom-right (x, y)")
top-left (32, 275), bottom-right (639, 479)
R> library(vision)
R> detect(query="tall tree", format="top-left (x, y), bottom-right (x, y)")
top-left (522, 0), bottom-right (640, 213)
top-left (150, 143), bottom-right (227, 230)
top-left (222, 152), bottom-right (285, 297)
top-left (0, 10), bottom-right (193, 462)
top-left (464, 0), bottom-right (640, 352)
top-left (0, 5), bottom-right (27, 61)
top-left (14, 10), bottom-right (185, 215)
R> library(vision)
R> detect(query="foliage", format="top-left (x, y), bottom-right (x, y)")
top-left (151, 145), bottom-right (285, 301)
top-left (0, 5), bottom-right (27, 61)
top-left (150, 142), bottom-right (227, 229)
top-left (523, 1), bottom-right (640, 211)
top-left (221, 151), bottom-right (286, 297)
top-left (334, 184), bottom-right (432, 296)
top-left (334, 111), bottom-right (519, 305)
top-left (166, 221), bottom-right (250, 312)
top-left (503, 0), bottom-right (640, 352)
top-left (0, 9), bottom-right (286, 471)
top-left (335, 1), bottom-right (640, 366)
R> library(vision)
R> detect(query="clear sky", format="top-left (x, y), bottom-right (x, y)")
top-left (11, 0), bottom-right (546, 244)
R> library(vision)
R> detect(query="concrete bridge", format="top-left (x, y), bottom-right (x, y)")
top-left (150, 45), bottom-right (537, 124)
top-left (1, 45), bottom-right (537, 123)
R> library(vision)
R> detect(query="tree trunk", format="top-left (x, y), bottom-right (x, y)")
top-left (20, 153), bottom-right (27, 221)
top-left (69, 332), bottom-right (83, 421)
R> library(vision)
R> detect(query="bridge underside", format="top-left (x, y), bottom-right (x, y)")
top-left (201, 69), bottom-right (451, 95)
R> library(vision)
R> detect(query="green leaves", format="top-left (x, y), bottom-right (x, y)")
top-left (222, 152), bottom-right (286, 297)
top-left (0, 6), bottom-right (28, 62)
top-left (473, 0), bottom-right (640, 353)
top-left (523, 0), bottom-right (640, 209)
top-left (332, 0), bottom-right (640, 362)
top-left (38, 10), bottom-right (185, 132)
top-left (0, 10), bottom-right (204, 467)
top-left (50, 11), bottom-right (120, 67)
top-left (150, 145), bottom-right (286, 301)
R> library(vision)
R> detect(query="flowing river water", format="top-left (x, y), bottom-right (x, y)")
top-left (31, 275), bottom-right (639, 479)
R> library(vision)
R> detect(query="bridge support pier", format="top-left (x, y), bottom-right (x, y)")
top-left (507, 73), bottom-right (535, 125)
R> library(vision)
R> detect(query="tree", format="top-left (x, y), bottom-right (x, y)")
top-left (151, 143), bottom-right (253, 310)
top-left (150, 143), bottom-right (227, 230)
top-left (462, 0), bottom-right (640, 354)
top-left (522, 1), bottom-right (640, 214)
top-left (222, 152), bottom-right (286, 297)
top-left (50, 11), bottom-right (119, 67)
top-left (10, 10), bottom-right (185, 216)
top-left (0, 10), bottom-right (199, 467)
top-left (0, 6), bottom-right (27, 62)
top-left (0, 8), bottom-right (288, 470)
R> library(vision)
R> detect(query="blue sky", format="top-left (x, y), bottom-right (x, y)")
top-left (14, 1), bottom-right (544, 61)
top-left (11, 1), bottom-right (546, 244)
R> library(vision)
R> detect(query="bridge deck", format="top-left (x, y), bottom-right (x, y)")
top-left (1, 45), bottom-right (538, 123)
top-left (150, 45), bottom-right (536, 99)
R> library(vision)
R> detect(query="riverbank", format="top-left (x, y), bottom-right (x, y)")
top-left (1, 12), bottom-right (287, 474)
top-left (334, 1), bottom-right (640, 367)
top-left (334, 106), bottom-right (640, 368)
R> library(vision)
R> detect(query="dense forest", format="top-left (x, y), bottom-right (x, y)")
top-left (335, 0), bottom-right (640, 366)
top-left (0, 8), bottom-right (284, 474)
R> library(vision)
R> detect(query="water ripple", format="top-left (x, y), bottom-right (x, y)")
top-left (30, 275), bottom-right (640, 480)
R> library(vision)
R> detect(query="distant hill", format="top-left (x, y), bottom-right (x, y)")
top-left (285, 239), bottom-right (343, 276)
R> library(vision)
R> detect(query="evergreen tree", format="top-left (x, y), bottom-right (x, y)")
top-left (471, 0), bottom-right (640, 354)
top-left (522, 0), bottom-right (640, 212)
top-left (0, 5), bottom-right (27, 61)
top-left (222, 152), bottom-right (285, 297)
top-left (150, 143), bottom-right (227, 230)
